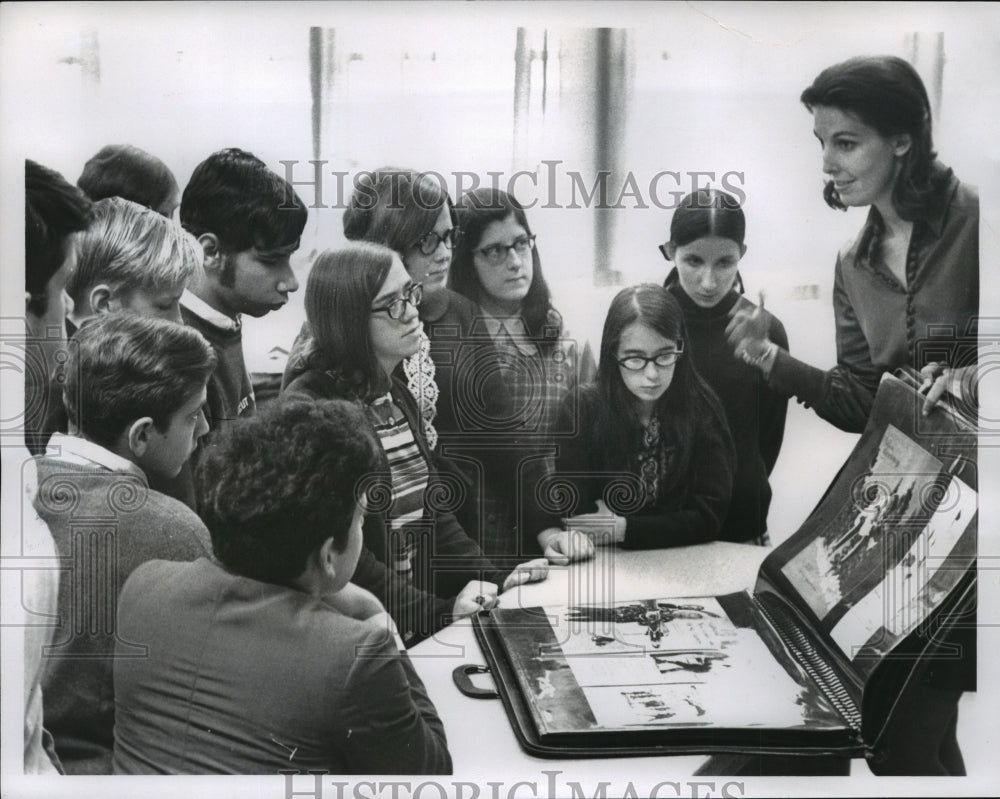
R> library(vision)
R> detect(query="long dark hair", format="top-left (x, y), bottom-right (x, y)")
top-left (304, 242), bottom-right (396, 401)
top-left (592, 284), bottom-right (725, 477)
top-left (342, 166), bottom-right (457, 256)
top-left (801, 55), bottom-right (944, 220)
top-left (451, 188), bottom-right (561, 351)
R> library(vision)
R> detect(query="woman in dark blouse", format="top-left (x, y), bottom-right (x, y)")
top-left (728, 55), bottom-right (978, 435)
top-left (724, 52), bottom-right (978, 778)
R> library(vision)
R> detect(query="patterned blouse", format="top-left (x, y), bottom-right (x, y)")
top-left (469, 309), bottom-right (597, 555)
top-left (368, 393), bottom-right (430, 576)
top-left (473, 309), bottom-right (595, 443)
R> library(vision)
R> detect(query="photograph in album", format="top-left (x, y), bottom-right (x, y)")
top-left (489, 594), bottom-right (849, 736)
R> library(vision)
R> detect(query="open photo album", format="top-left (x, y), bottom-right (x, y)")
top-left (473, 370), bottom-right (978, 758)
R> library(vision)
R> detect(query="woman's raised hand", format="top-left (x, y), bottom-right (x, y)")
top-left (725, 292), bottom-right (776, 370)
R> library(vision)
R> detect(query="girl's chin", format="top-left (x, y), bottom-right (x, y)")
top-left (499, 289), bottom-right (530, 305)
top-left (423, 273), bottom-right (449, 289)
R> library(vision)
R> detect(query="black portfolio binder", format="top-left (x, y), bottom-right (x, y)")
top-left (471, 370), bottom-right (977, 759)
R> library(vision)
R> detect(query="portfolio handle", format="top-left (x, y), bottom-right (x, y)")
top-left (452, 664), bottom-right (499, 699)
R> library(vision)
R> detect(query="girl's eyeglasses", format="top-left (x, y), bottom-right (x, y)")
top-left (413, 227), bottom-right (461, 256)
top-left (371, 282), bottom-right (423, 320)
top-left (617, 347), bottom-right (684, 371)
top-left (475, 234), bottom-right (536, 266)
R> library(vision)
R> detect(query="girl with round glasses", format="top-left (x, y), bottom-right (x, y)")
top-left (526, 283), bottom-right (735, 550)
top-left (285, 168), bottom-right (472, 446)
top-left (450, 188), bottom-right (597, 562)
top-left (661, 189), bottom-right (789, 546)
top-left (283, 169), bottom-right (519, 559)
top-left (282, 242), bottom-right (547, 646)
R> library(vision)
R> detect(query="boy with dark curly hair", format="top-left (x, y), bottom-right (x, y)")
top-left (112, 398), bottom-right (452, 775)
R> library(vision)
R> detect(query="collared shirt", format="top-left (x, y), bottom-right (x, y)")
top-left (769, 167), bottom-right (978, 433)
top-left (180, 290), bottom-right (255, 424)
top-left (44, 432), bottom-right (147, 481)
top-left (179, 289), bottom-right (240, 332)
top-left (477, 313), bottom-right (539, 357)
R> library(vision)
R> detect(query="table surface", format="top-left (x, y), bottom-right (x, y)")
top-left (408, 541), bottom-right (771, 781)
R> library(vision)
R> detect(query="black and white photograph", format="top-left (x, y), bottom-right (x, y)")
top-left (2, 1), bottom-right (998, 797)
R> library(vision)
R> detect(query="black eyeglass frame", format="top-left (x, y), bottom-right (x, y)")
top-left (413, 227), bottom-right (462, 256)
top-left (616, 345), bottom-right (685, 371)
top-left (370, 282), bottom-right (424, 320)
top-left (474, 234), bottom-right (537, 266)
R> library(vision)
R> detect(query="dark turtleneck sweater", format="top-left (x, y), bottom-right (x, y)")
top-left (666, 277), bottom-right (789, 543)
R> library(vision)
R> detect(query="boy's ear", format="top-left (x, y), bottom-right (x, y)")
top-left (739, 243), bottom-right (748, 258)
top-left (318, 537), bottom-right (340, 581)
top-left (663, 242), bottom-right (677, 261)
top-left (89, 284), bottom-right (115, 315)
top-left (198, 233), bottom-right (222, 271)
top-left (127, 417), bottom-right (156, 458)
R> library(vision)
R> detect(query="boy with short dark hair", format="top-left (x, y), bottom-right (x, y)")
top-left (77, 143), bottom-right (180, 218)
top-left (113, 398), bottom-right (452, 775)
top-left (178, 147), bottom-right (306, 427)
top-left (34, 313), bottom-right (216, 774)
top-left (24, 159), bottom-right (91, 455)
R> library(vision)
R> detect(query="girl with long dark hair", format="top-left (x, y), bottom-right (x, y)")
top-left (450, 188), bottom-right (597, 562)
top-left (527, 283), bottom-right (735, 550)
top-left (283, 168), bottom-right (520, 560)
top-left (282, 242), bottom-right (547, 645)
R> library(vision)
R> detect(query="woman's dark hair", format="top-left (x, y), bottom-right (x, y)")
top-left (801, 55), bottom-right (942, 219)
top-left (342, 166), bottom-right (457, 258)
top-left (196, 397), bottom-right (386, 587)
top-left (77, 144), bottom-right (179, 216)
top-left (592, 284), bottom-right (726, 481)
top-left (304, 241), bottom-right (396, 401)
top-left (451, 188), bottom-right (561, 350)
top-left (662, 189), bottom-right (746, 294)
top-left (667, 189), bottom-right (746, 248)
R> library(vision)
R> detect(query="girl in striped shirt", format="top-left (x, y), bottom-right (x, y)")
top-left (283, 242), bottom-right (547, 645)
